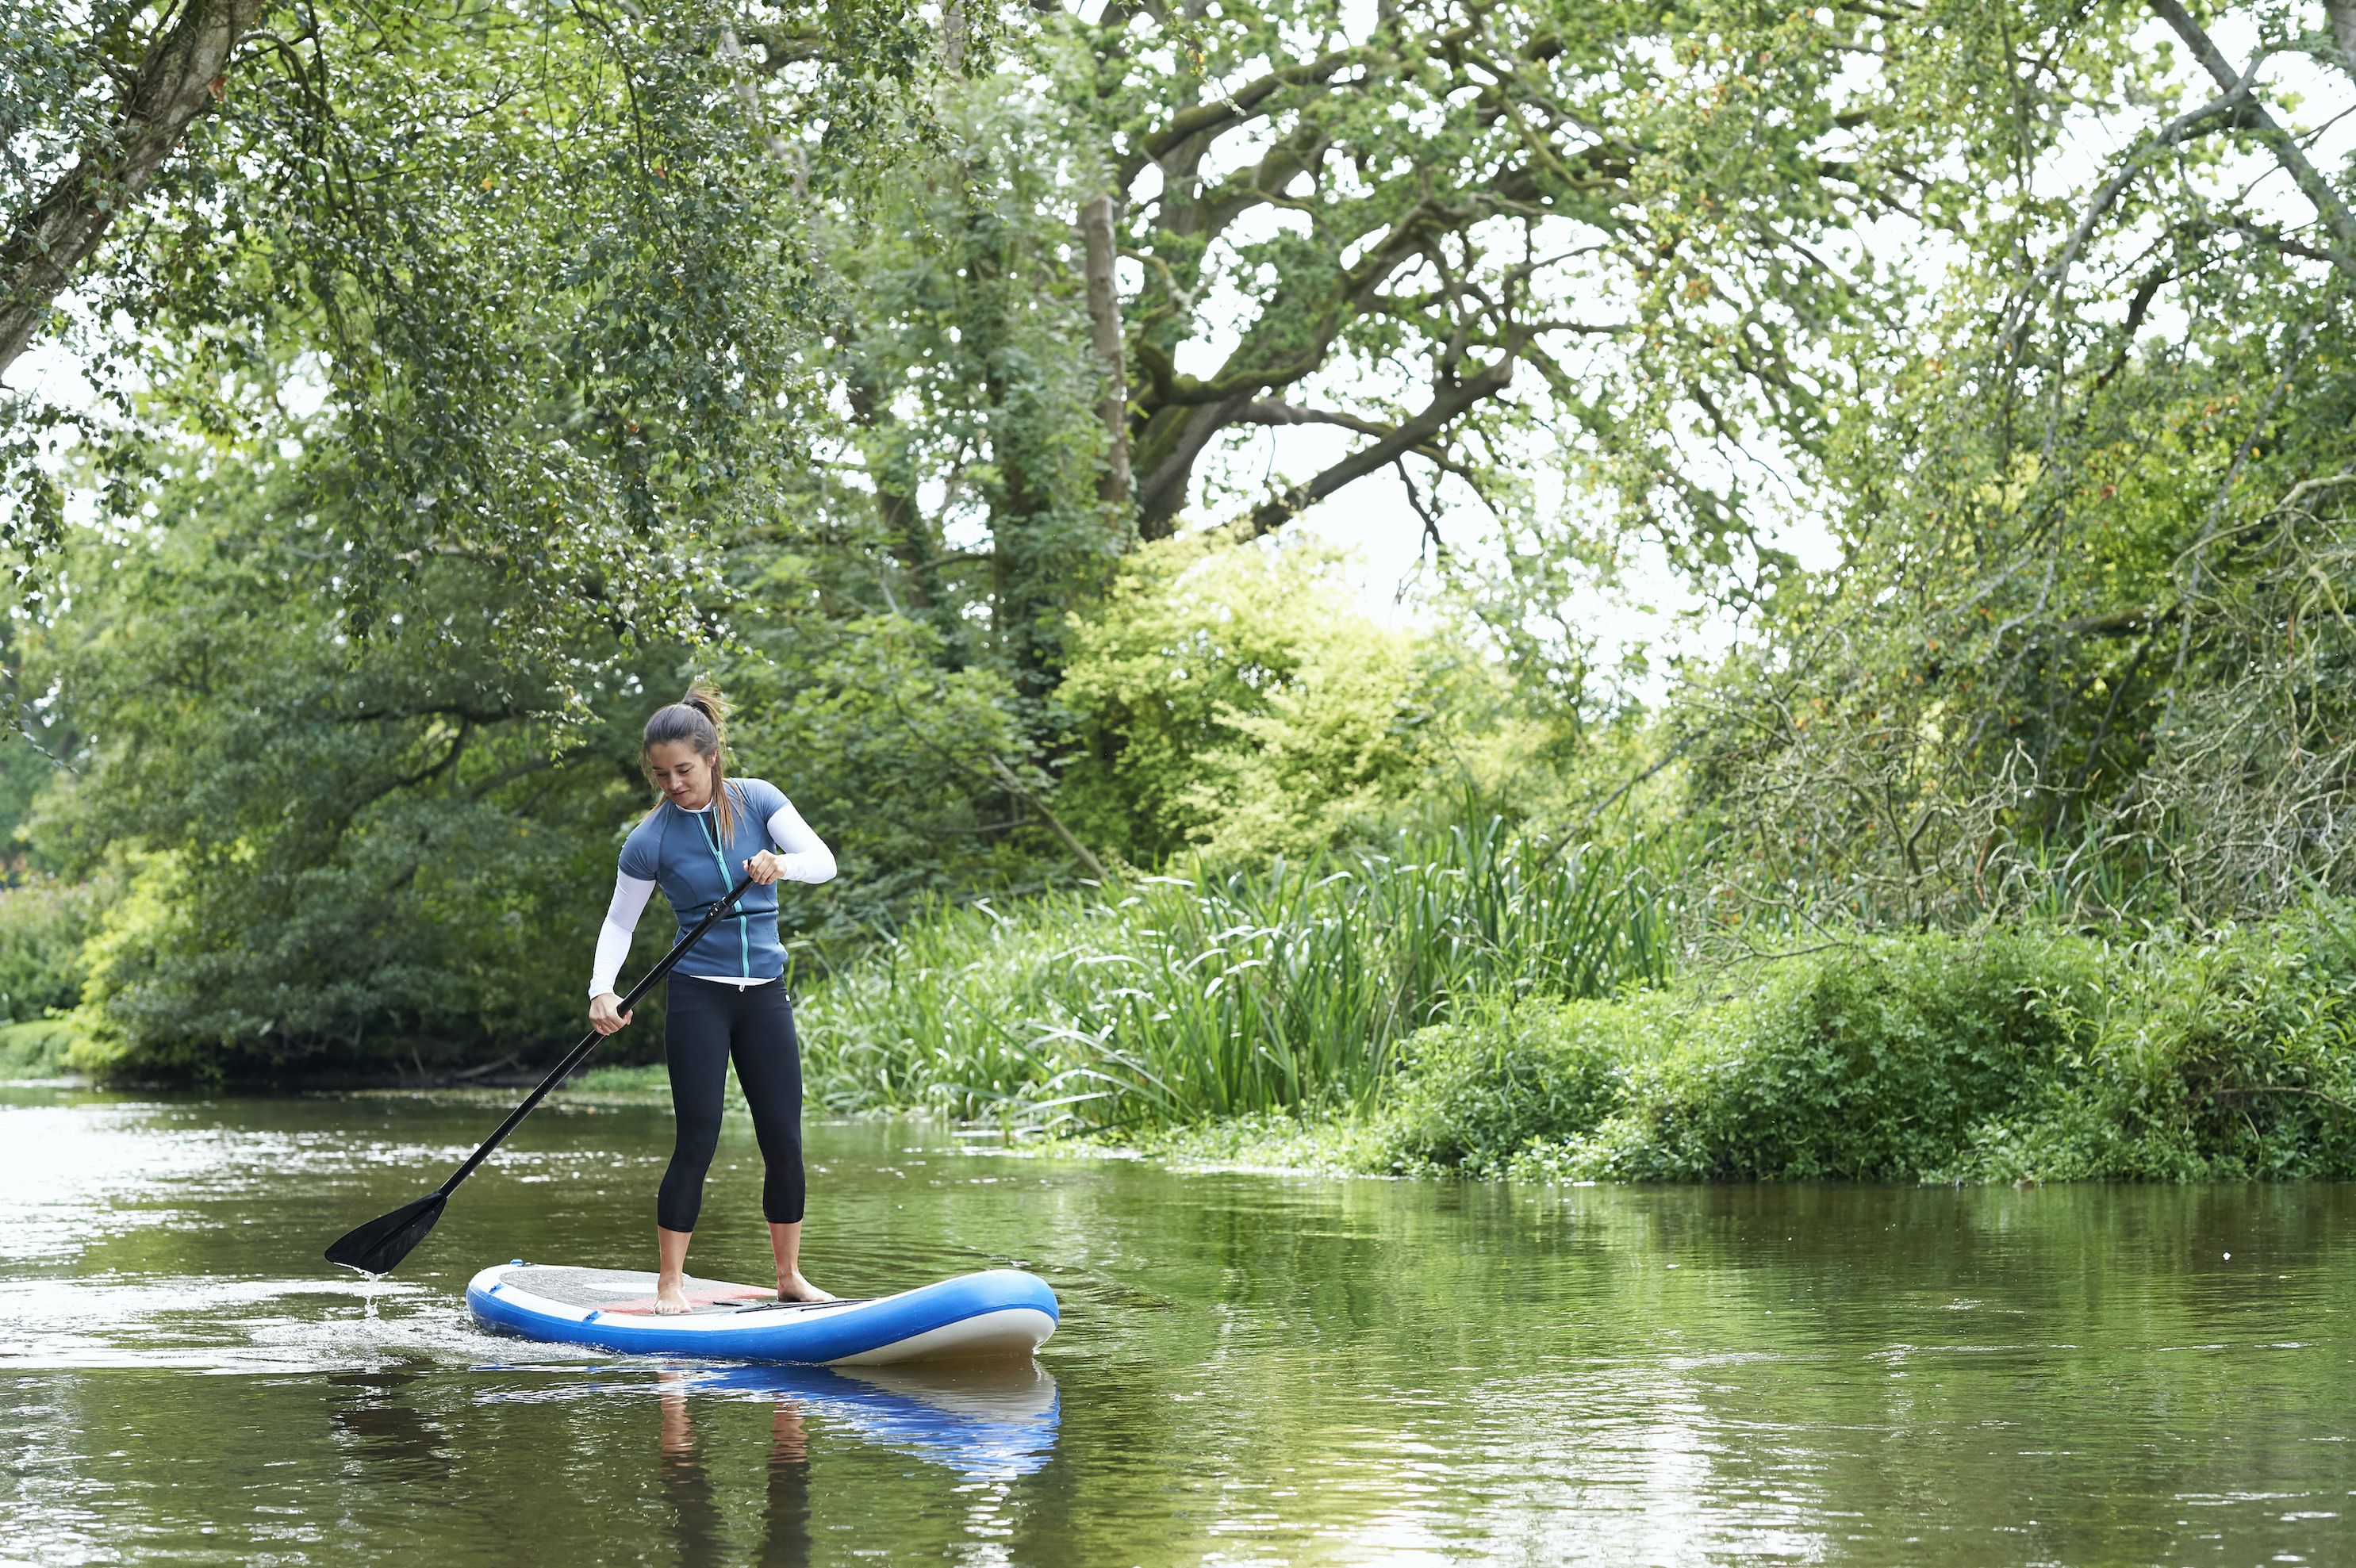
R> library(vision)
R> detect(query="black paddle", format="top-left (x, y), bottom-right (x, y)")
top-left (324, 866), bottom-right (761, 1276)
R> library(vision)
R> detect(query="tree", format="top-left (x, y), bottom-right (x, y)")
top-left (770, 0), bottom-right (2180, 715)
top-left (1049, 0), bottom-right (2006, 577)
top-left (1674, 0), bottom-right (2356, 926)
top-left (29, 444), bottom-right (670, 1076)
top-left (3, 0), bottom-right (954, 692)
top-left (0, 0), bottom-right (262, 377)
top-left (1054, 535), bottom-right (1448, 864)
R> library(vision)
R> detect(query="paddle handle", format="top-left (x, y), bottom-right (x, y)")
top-left (437, 868), bottom-right (760, 1196)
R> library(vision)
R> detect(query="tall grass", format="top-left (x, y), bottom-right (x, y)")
top-left (800, 816), bottom-right (1671, 1129)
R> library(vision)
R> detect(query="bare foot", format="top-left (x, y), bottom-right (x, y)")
top-left (654, 1276), bottom-right (693, 1315)
top-left (777, 1273), bottom-right (835, 1303)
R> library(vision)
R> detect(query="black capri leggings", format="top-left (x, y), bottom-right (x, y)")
top-left (658, 980), bottom-right (804, 1233)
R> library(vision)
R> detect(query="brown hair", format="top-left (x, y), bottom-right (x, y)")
top-left (642, 679), bottom-right (739, 842)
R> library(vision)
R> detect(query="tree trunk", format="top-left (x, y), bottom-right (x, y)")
top-left (1078, 192), bottom-right (1131, 512)
top-left (1134, 394), bottom-right (1253, 536)
top-left (844, 370), bottom-right (937, 615)
top-left (0, 0), bottom-right (263, 377)
top-left (942, 0), bottom-right (969, 75)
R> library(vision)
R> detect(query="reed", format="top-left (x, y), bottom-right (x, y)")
top-left (800, 815), bottom-right (1672, 1129)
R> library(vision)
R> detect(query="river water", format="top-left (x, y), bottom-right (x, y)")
top-left (2, 1083), bottom-right (2351, 1565)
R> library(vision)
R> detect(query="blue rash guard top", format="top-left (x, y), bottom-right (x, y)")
top-left (617, 777), bottom-right (801, 983)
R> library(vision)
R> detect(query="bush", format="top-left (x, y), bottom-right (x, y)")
top-left (1366, 910), bottom-right (2356, 1184)
top-left (0, 876), bottom-right (102, 1023)
top-left (1055, 535), bottom-right (1500, 867)
top-left (1960, 906), bottom-right (2356, 1181)
top-left (0, 1018), bottom-right (90, 1078)
top-left (1375, 991), bottom-right (1663, 1177)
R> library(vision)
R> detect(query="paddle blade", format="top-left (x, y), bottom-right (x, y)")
top-left (324, 1190), bottom-right (447, 1275)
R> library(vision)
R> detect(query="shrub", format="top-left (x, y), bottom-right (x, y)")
top-left (1957, 906), bottom-right (2356, 1181)
top-left (1366, 911), bottom-right (2356, 1185)
top-left (1374, 991), bottom-right (1667, 1176)
top-left (1055, 535), bottom-right (1495, 866)
top-left (0, 876), bottom-right (102, 1023)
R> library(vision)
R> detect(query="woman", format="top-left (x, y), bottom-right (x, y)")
top-left (587, 683), bottom-right (838, 1313)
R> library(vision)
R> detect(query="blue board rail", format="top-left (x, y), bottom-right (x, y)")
top-left (466, 1263), bottom-right (1058, 1366)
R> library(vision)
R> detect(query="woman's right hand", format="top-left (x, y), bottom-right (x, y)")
top-left (589, 992), bottom-right (633, 1035)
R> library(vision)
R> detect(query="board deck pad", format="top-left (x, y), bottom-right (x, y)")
top-left (496, 1266), bottom-right (854, 1316)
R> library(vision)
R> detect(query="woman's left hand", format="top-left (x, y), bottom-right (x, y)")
top-left (746, 850), bottom-right (783, 886)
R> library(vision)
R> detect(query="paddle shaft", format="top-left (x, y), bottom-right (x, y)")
top-left (437, 869), bottom-right (759, 1195)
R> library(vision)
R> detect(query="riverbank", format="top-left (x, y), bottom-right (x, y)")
top-left (802, 896), bottom-right (2356, 1187)
top-left (0, 1017), bottom-right (86, 1079)
top-left (800, 817), bottom-right (1671, 1127)
top-left (548, 905), bottom-right (2356, 1190)
top-left (27, 828), bottom-right (2355, 1190)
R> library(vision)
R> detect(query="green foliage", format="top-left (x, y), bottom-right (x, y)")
top-left (1963, 907), bottom-right (2356, 1183)
top-left (1030, 0), bottom-right (2028, 563)
top-left (1523, 934), bottom-right (2101, 1183)
top-left (1373, 990), bottom-right (1675, 1179)
top-left (716, 609), bottom-right (1033, 937)
top-left (804, 812), bottom-right (1670, 1125)
top-left (1362, 912), bottom-right (2356, 1185)
top-left (1056, 537), bottom-right (1474, 865)
top-left (0, 1018), bottom-right (83, 1077)
top-left (6, 0), bottom-right (961, 678)
top-left (32, 452), bottom-right (666, 1080)
top-left (1667, 5), bottom-right (2356, 928)
top-left (10, 0), bottom-right (2356, 1107)
top-left (802, 76), bottom-right (1128, 695)
top-left (21, 435), bottom-right (1088, 1079)
top-left (0, 875), bottom-right (99, 1022)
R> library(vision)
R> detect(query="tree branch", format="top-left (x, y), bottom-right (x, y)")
top-left (0, 0), bottom-right (266, 376)
top-left (2147, 0), bottom-right (2356, 263)
top-left (988, 755), bottom-right (1112, 882)
top-left (1237, 398), bottom-right (1395, 439)
top-left (1128, 44), bottom-right (1372, 176)
top-left (1079, 192), bottom-right (1131, 510)
top-left (1242, 355), bottom-right (1515, 537)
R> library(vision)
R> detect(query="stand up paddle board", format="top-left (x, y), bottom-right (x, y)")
top-left (466, 1263), bottom-right (1057, 1365)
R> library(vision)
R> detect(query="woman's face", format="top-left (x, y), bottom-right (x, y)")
top-left (647, 741), bottom-right (716, 810)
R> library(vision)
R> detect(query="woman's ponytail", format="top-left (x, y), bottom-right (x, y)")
top-left (680, 680), bottom-right (728, 734)
top-left (642, 679), bottom-right (739, 842)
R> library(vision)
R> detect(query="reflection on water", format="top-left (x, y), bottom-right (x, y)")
top-left (1, 1083), bottom-right (2352, 1566)
top-left (684, 1360), bottom-right (1062, 1478)
top-left (658, 1370), bottom-right (808, 1567)
top-left (327, 1370), bottom-right (451, 1481)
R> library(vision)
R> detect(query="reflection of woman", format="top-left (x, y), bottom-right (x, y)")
top-left (588, 684), bottom-right (838, 1313)
top-left (657, 1382), bottom-right (727, 1564)
top-left (760, 1404), bottom-right (814, 1567)
top-left (659, 1376), bottom-right (811, 1567)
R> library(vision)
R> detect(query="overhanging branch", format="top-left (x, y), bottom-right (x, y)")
top-left (1241, 355), bottom-right (1516, 536)
top-left (2147, 0), bottom-right (2356, 265)
top-left (0, 0), bottom-right (265, 376)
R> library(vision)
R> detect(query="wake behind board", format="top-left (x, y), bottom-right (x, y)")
top-left (466, 1263), bottom-right (1057, 1366)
